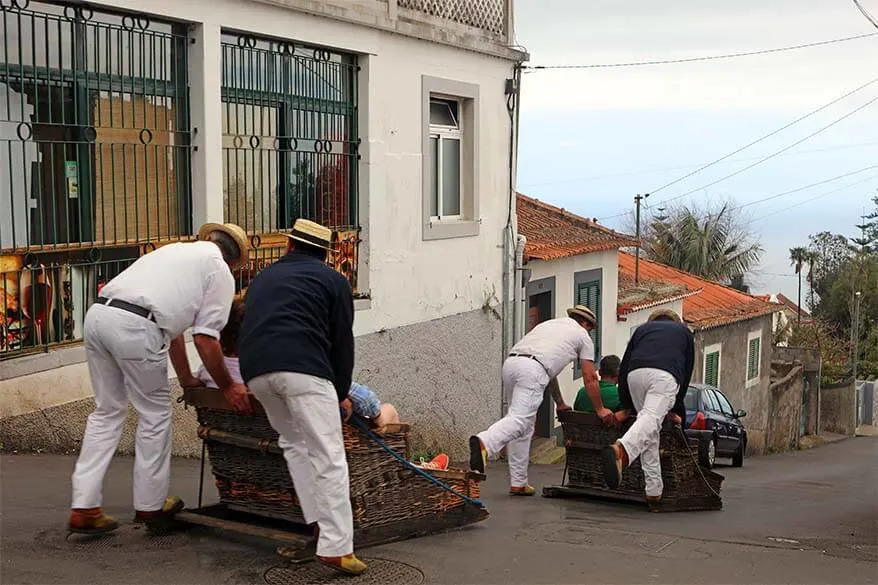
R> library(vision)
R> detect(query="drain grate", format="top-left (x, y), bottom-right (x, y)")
top-left (263, 558), bottom-right (425, 585)
top-left (36, 524), bottom-right (190, 555)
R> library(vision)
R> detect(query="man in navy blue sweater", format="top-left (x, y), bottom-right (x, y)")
top-left (238, 219), bottom-right (366, 576)
top-left (600, 308), bottom-right (694, 506)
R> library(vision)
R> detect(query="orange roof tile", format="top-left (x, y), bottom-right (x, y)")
top-left (775, 293), bottom-right (811, 318)
top-left (516, 193), bottom-right (638, 261)
top-left (617, 268), bottom-right (703, 316)
top-left (618, 252), bottom-right (779, 330)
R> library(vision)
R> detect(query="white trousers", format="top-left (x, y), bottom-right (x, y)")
top-left (71, 304), bottom-right (171, 511)
top-left (477, 357), bottom-right (548, 487)
top-left (617, 368), bottom-right (679, 497)
top-left (248, 372), bottom-right (353, 558)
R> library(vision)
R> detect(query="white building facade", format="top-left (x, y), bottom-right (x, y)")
top-left (0, 0), bottom-right (525, 458)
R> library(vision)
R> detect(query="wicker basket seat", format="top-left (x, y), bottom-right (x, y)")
top-left (181, 387), bottom-right (486, 532)
top-left (543, 410), bottom-right (723, 512)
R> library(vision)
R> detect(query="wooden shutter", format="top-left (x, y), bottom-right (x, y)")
top-left (704, 351), bottom-right (720, 387)
top-left (575, 280), bottom-right (601, 361)
top-left (747, 337), bottom-right (760, 381)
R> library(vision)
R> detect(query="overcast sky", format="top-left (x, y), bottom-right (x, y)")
top-left (514, 0), bottom-right (878, 302)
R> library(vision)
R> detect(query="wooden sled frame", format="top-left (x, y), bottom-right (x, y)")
top-left (541, 410), bottom-right (724, 512)
top-left (176, 387), bottom-right (488, 557)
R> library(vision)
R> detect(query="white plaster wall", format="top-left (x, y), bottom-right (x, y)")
top-left (73, 0), bottom-right (514, 337)
top-left (0, 0), bottom-right (515, 420)
top-left (525, 249), bottom-right (620, 408)
top-left (613, 299), bottom-right (685, 358)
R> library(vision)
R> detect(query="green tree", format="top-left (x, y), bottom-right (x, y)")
top-left (807, 231), bottom-right (852, 307)
top-left (643, 202), bottom-right (762, 282)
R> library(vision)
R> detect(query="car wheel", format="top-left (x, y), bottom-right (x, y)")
top-left (731, 442), bottom-right (744, 467)
top-left (698, 435), bottom-right (716, 469)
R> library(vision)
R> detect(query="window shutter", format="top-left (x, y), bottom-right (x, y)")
top-left (574, 280), bottom-right (601, 377)
top-left (705, 352), bottom-right (719, 387)
top-left (747, 337), bottom-right (760, 381)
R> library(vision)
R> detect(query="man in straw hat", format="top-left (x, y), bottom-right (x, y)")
top-left (238, 218), bottom-right (367, 576)
top-left (469, 305), bottom-right (611, 495)
top-left (600, 308), bottom-right (694, 508)
top-left (69, 223), bottom-right (252, 535)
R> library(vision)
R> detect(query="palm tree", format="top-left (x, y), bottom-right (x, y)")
top-left (789, 246), bottom-right (808, 323)
top-left (644, 204), bottom-right (762, 282)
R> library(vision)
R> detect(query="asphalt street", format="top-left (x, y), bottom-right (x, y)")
top-left (1, 436), bottom-right (876, 584)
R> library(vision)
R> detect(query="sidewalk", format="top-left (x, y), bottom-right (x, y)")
top-left (2, 442), bottom-right (876, 585)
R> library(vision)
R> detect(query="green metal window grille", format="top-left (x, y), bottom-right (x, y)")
top-left (747, 336), bottom-right (760, 381)
top-left (220, 32), bottom-right (359, 234)
top-left (704, 351), bottom-right (720, 387)
top-left (1, 1), bottom-right (191, 358)
top-left (574, 279), bottom-right (600, 379)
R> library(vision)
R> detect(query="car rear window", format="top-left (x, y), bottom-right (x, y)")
top-left (684, 387), bottom-right (699, 410)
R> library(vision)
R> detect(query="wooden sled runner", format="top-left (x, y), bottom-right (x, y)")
top-left (542, 410), bottom-right (723, 512)
top-left (176, 387), bottom-right (487, 557)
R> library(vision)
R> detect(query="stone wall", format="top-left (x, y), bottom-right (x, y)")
top-left (766, 362), bottom-right (804, 453)
top-left (820, 380), bottom-right (857, 436)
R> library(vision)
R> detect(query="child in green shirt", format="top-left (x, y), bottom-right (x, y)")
top-left (574, 355), bottom-right (622, 412)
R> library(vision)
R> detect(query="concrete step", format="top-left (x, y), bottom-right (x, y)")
top-left (531, 437), bottom-right (566, 465)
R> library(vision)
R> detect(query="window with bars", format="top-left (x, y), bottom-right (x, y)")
top-left (1, 1), bottom-right (191, 359)
top-left (747, 332), bottom-right (761, 385)
top-left (219, 32), bottom-right (359, 234)
top-left (704, 345), bottom-right (721, 387)
top-left (573, 278), bottom-right (600, 379)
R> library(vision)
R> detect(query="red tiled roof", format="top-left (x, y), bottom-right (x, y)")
top-left (618, 252), bottom-right (779, 329)
top-left (617, 266), bottom-right (703, 316)
top-left (516, 193), bottom-right (638, 261)
top-left (775, 293), bottom-right (811, 318)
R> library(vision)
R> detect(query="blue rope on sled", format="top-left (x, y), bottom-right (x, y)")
top-left (349, 416), bottom-right (484, 508)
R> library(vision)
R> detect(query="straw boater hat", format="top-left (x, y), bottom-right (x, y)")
top-left (286, 218), bottom-right (333, 252)
top-left (648, 308), bottom-right (682, 323)
top-left (566, 305), bottom-right (597, 327)
top-left (197, 223), bottom-right (249, 269)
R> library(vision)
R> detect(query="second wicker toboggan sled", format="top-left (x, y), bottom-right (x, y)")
top-left (542, 410), bottom-right (724, 512)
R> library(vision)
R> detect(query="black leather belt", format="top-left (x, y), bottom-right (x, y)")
top-left (508, 352), bottom-right (549, 372)
top-left (95, 297), bottom-right (156, 323)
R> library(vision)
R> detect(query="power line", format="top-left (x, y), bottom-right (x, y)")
top-left (647, 77), bottom-right (878, 197)
top-left (853, 0), bottom-right (878, 29)
top-left (596, 93), bottom-right (878, 222)
top-left (596, 81), bottom-right (878, 222)
top-left (752, 172), bottom-right (878, 222)
top-left (518, 140), bottom-right (878, 189)
top-left (524, 32), bottom-right (878, 70)
top-left (736, 166), bottom-right (878, 210)
top-left (601, 166), bottom-right (878, 225)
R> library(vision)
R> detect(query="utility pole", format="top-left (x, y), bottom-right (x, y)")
top-left (852, 291), bottom-right (862, 381)
top-left (634, 193), bottom-right (649, 285)
top-left (852, 291), bottom-right (862, 430)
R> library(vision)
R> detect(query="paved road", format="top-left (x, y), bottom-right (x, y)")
top-left (1, 437), bottom-right (876, 584)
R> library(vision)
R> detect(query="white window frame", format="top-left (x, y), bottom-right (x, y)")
top-left (428, 97), bottom-right (463, 221)
top-left (703, 343), bottom-right (722, 388)
top-left (421, 76), bottom-right (480, 241)
top-left (746, 330), bottom-right (762, 387)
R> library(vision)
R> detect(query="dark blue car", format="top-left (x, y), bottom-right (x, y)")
top-left (683, 383), bottom-right (748, 469)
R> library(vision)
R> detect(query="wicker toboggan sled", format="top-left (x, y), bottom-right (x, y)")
top-left (175, 387), bottom-right (487, 555)
top-left (542, 410), bottom-right (724, 512)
